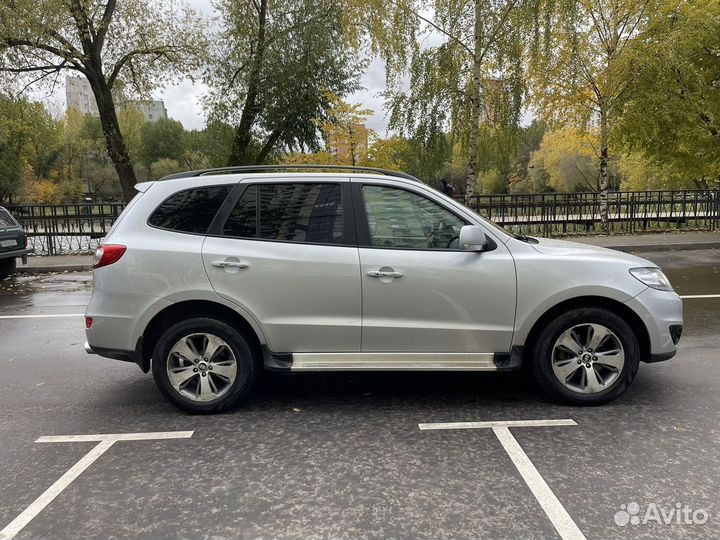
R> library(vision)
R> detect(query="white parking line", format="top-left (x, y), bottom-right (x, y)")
top-left (419, 419), bottom-right (586, 540)
top-left (0, 313), bottom-right (84, 319)
top-left (0, 431), bottom-right (193, 540)
top-left (679, 294), bottom-right (720, 299)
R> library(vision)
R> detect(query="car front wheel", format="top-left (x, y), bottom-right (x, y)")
top-left (530, 307), bottom-right (640, 405)
top-left (151, 317), bottom-right (257, 414)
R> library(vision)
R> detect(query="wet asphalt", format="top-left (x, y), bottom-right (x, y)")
top-left (0, 249), bottom-right (718, 540)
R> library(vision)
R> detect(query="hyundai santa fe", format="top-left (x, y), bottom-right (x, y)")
top-left (84, 165), bottom-right (683, 413)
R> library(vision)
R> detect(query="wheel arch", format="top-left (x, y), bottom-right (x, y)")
top-left (139, 299), bottom-right (264, 373)
top-left (521, 296), bottom-right (651, 364)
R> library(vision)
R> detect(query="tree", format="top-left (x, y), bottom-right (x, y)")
top-left (0, 94), bottom-right (60, 202)
top-left (321, 94), bottom-right (375, 166)
top-left (205, 0), bottom-right (363, 166)
top-left (529, 0), bottom-right (654, 231)
top-left (149, 158), bottom-right (183, 180)
top-left (508, 119), bottom-right (547, 192)
top-left (0, 0), bottom-right (205, 201)
top-left (617, 151), bottom-right (693, 191)
top-left (363, 136), bottom-right (412, 171)
top-left (139, 118), bottom-right (186, 168)
top-left (349, 0), bottom-right (555, 198)
top-left (528, 127), bottom-right (612, 192)
top-left (185, 122), bottom-right (235, 169)
top-left (616, 0), bottom-right (720, 188)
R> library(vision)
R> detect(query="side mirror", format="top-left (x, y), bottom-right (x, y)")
top-left (459, 225), bottom-right (489, 252)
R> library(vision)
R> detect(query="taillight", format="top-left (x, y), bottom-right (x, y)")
top-left (85, 317), bottom-right (93, 329)
top-left (93, 244), bottom-right (127, 269)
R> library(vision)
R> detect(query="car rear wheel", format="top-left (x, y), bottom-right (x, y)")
top-left (0, 258), bottom-right (16, 279)
top-left (151, 317), bottom-right (257, 414)
top-left (530, 307), bottom-right (640, 405)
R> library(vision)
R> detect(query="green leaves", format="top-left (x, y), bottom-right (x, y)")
top-left (204, 0), bottom-right (364, 164)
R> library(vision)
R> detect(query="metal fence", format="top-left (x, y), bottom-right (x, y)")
top-left (6, 189), bottom-right (720, 255)
top-left (7, 203), bottom-right (126, 256)
top-left (457, 189), bottom-right (720, 237)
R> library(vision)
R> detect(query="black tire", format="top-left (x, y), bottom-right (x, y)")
top-left (151, 317), bottom-right (258, 414)
top-left (0, 258), bottom-right (16, 279)
top-left (530, 307), bottom-right (640, 406)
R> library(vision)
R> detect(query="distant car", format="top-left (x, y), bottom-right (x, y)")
top-left (0, 206), bottom-right (32, 278)
top-left (84, 165), bottom-right (683, 413)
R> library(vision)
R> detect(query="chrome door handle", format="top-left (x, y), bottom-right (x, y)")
top-left (367, 270), bottom-right (403, 278)
top-left (212, 260), bottom-right (249, 269)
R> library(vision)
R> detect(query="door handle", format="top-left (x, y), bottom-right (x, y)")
top-left (367, 270), bottom-right (403, 279)
top-left (212, 260), bottom-right (249, 269)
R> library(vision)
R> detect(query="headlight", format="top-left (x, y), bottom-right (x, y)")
top-left (629, 267), bottom-right (673, 291)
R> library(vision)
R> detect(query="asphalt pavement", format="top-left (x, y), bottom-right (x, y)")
top-left (0, 249), bottom-right (718, 540)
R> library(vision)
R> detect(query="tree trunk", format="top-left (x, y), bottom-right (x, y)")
top-left (256, 125), bottom-right (285, 163)
top-left (228, 0), bottom-right (268, 166)
top-left (599, 99), bottom-right (610, 234)
top-left (464, 0), bottom-right (483, 203)
top-left (87, 71), bottom-right (137, 202)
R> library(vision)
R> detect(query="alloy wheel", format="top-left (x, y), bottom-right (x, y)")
top-left (551, 323), bottom-right (625, 394)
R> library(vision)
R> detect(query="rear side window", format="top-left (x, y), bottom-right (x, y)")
top-left (0, 208), bottom-right (19, 229)
top-left (148, 186), bottom-right (230, 234)
top-left (223, 183), bottom-right (344, 244)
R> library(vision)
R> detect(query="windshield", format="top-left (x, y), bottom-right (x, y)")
top-left (0, 207), bottom-right (19, 230)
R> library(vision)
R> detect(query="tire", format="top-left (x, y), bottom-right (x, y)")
top-left (0, 258), bottom-right (16, 279)
top-left (530, 307), bottom-right (640, 406)
top-left (151, 317), bottom-right (258, 414)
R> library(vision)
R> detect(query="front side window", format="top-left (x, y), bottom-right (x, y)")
top-left (223, 183), bottom-right (344, 244)
top-left (362, 185), bottom-right (466, 249)
top-left (148, 186), bottom-right (230, 234)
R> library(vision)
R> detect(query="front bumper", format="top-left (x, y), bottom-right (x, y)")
top-left (625, 288), bottom-right (683, 362)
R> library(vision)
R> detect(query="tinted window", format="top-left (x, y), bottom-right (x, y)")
top-left (223, 185), bottom-right (257, 238)
top-left (223, 183), bottom-right (344, 244)
top-left (362, 185), bottom-right (465, 249)
top-left (149, 186), bottom-right (230, 234)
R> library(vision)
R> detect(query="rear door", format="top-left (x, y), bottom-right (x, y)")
top-left (202, 178), bottom-right (361, 353)
top-left (354, 181), bottom-right (517, 353)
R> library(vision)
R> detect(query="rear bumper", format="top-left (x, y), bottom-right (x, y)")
top-left (84, 339), bottom-right (147, 371)
top-left (0, 247), bottom-right (33, 261)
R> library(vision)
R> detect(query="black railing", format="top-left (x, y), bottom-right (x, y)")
top-left (7, 203), bottom-right (126, 256)
top-left (457, 189), bottom-right (720, 237)
top-left (6, 189), bottom-right (720, 255)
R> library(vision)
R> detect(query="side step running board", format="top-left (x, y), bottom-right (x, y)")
top-left (290, 352), bottom-right (500, 372)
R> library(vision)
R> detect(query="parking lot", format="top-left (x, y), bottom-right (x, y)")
top-left (0, 249), bottom-right (718, 540)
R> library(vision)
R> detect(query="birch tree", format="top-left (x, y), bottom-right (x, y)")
top-left (344, 0), bottom-right (556, 198)
top-left (529, 0), bottom-right (654, 232)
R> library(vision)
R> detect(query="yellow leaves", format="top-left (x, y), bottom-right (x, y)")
top-left (529, 127), bottom-right (600, 191)
top-left (362, 136), bottom-right (411, 171)
top-left (23, 179), bottom-right (61, 204)
top-left (283, 151), bottom-right (342, 166)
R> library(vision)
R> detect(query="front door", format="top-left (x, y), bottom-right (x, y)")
top-left (356, 183), bottom-right (516, 353)
top-left (203, 180), bottom-right (361, 353)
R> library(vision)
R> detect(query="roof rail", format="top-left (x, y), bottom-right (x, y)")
top-left (160, 164), bottom-right (421, 183)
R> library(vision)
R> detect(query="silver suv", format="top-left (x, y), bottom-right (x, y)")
top-left (85, 166), bottom-right (683, 413)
